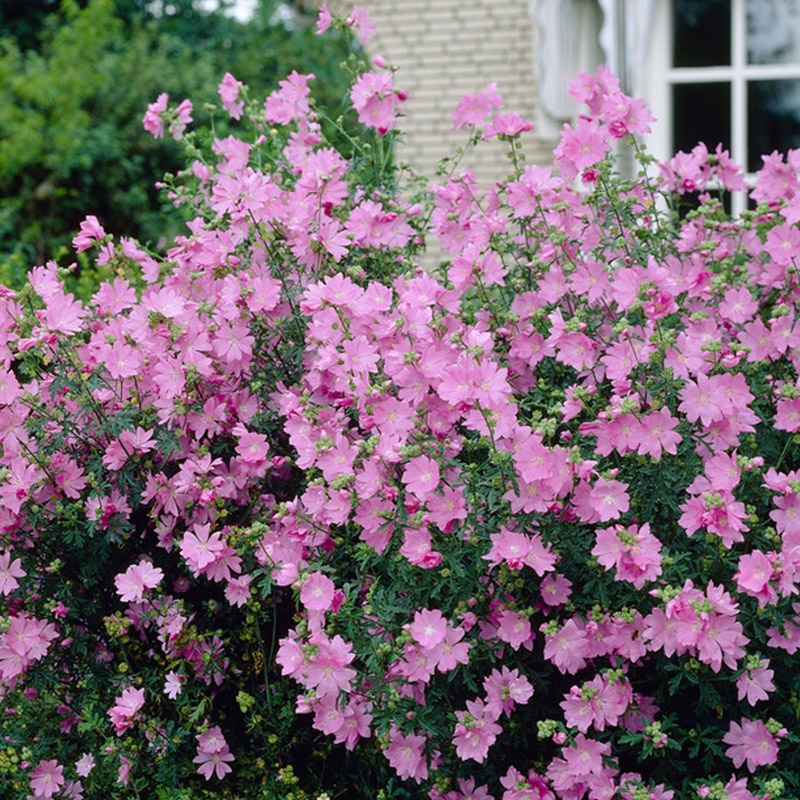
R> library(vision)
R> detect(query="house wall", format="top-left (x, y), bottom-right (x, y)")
top-left (327, 0), bottom-right (557, 187)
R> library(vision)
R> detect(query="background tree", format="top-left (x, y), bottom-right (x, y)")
top-left (0, 0), bottom-right (355, 281)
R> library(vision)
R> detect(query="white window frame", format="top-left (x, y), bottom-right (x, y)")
top-left (641, 0), bottom-right (800, 217)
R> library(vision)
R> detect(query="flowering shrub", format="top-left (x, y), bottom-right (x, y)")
top-left (1, 5), bottom-right (800, 800)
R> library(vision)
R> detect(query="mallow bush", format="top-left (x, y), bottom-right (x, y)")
top-left (1, 4), bottom-right (800, 800)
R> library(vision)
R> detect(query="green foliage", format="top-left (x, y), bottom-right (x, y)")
top-left (0, 0), bottom-right (354, 271)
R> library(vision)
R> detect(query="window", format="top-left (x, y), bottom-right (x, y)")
top-left (643, 0), bottom-right (800, 215)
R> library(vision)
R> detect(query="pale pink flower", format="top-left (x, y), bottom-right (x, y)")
top-left (451, 82), bottom-right (503, 130)
top-left (107, 687), bottom-right (145, 735)
top-left (300, 571), bottom-right (336, 612)
top-left (179, 524), bottom-right (226, 572)
top-left (723, 718), bottom-right (779, 772)
top-left (540, 574), bottom-right (573, 608)
top-left (114, 560), bottom-right (163, 603)
top-left (402, 455), bottom-right (440, 499)
top-left (143, 92), bottom-right (168, 138)
top-left (316, 1), bottom-right (332, 34)
top-left (224, 575), bottom-right (252, 607)
top-left (71, 215), bottom-right (105, 252)
top-left (346, 4), bottom-right (376, 44)
top-left (29, 760), bottom-right (65, 798)
top-left (383, 725), bottom-right (428, 783)
top-left (194, 743), bottom-right (235, 780)
top-left (483, 666), bottom-right (534, 718)
top-left (218, 72), bottom-right (244, 119)
top-left (592, 523), bottom-right (662, 589)
top-left (736, 660), bottom-right (775, 706)
top-left (452, 698), bottom-right (503, 763)
top-left (164, 670), bottom-right (184, 700)
top-left (589, 478), bottom-right (630, 522)
top-left (0, 550), bottom-right (25, 595)
top-left (400, 527), bottom-right (442, 568)
top-left (496, 610), bottom-right (533, 651)
top-left (433, 625), bottom-right (472, 672)
top-left (409, 608), bottom-right (448, 649)
top-left (562, 734), bottom-right (611, 776)
top-left (75, 753), bottom-right (95, 777)
top-left (542, 618), bottom-right (589, 674)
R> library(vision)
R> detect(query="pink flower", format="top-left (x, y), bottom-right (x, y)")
top-left (75, 754), bottom-right (95, 778)
top-left (117, 755), bottom-right (131, 786)
top-left (542, 618), bottom-right (589, 674)
top-left (224, 575), bottom-right (252, 607)
top-left (553, 118), bottom-right (611, 181)
top-left (734, 550), bottom-right (777, 607)
top-left (736, 659), bottom-right (775, 706)
top-left (483, 666), bottom-right (534, 718)
top-left (496, 610), bottom-right (533, 651)
top-left (29, 760), bottom-right (65, 799)
top-left (316, 1), bottom-right (332, 34)
top-left (346, 4), bottom-right (376, 44)
top-left (679, 375), bottom-right (729, 427)
top-left (402, 456), bottom-right (440, 499)
top-left (561, 734), bottom-right (611, 776)
top-left (302, 633), bottom-right (356, 698)
top-left (72, 215), bottom-right (105, 252)
top-left (500, 766), bottom-right (554, 800)
top-left (719, 286), bottom-right (758, 324)
top-left (400, 527), bottom-right (442, 568)
top-left (410, 608), bottom-right (448, 649)
top-left (164, 670), bottom-right (184, 699)
top-left (453, 698), bottom-right (503, 763)
top-left (383, 725), bottom-right (429, 783)
top-left (451, 82), bottom-right (503, 130)
top-left (722, 718), bottom-right (779, 772)
top-left (433, 624), bottom-right (472, 672)
top-left (0, 550), bottom-right (25, 595)
top-left (560, 674), bottom-right (630, 733)
top-left (350, 70), bottom-right (407, 135)
top-left (588, 478), bottom-right (630, 523)
top-left (235, 429), bottom-right (270, 464)
top-left (592, 523), bottom-right (662, 589)
top-left (482, 112), bottom-right (534, 139)
top-left (114, 560), bottom-right (163, 603)
top-left (540, 574), bottom-right (573, 608)
top-left (218, 72), bottom-right (244, 120)
top-left (107, 687), bottom-right (145, 735)
top-left (170, 98), bottom-right (193, 139)
top-left (193, 741), bottom-right (235, 780)
top-left (264, 71), bottom-right (314, 125)
top-left (143, 92), bottom-right (168, 138)
top-left (300, 571), bottom-right (336, 612)
top-left (179, 524), bottom-right (226, 572)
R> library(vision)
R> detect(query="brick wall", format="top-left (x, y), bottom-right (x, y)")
top-left (326, 0), bottom-right (556, 187)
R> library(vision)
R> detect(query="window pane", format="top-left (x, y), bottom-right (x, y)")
top-left (748, 79), bottom-right (800, 170)
top-left (747, 0), bottom-right (800, 64)
top-left (673, 0), bottom-right (730, 67)
top-left (672, 83), bottom-right (731, 153)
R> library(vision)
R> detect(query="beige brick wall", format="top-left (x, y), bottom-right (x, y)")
top-left (325, 0), bottom-right (557, 187)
